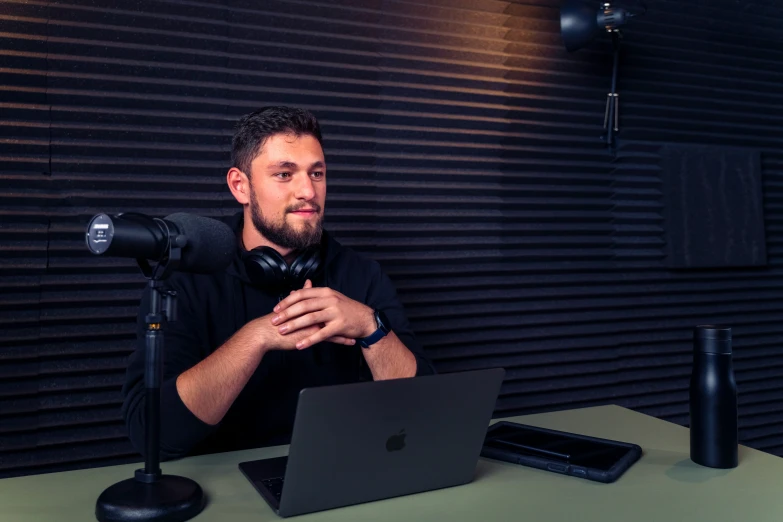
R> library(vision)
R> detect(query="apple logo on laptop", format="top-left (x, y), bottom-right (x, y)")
top-left (386, 429), bottom-right (406, 452)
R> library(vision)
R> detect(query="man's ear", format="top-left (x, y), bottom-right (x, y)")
top-left (227, 167), bottom-right (250, 205)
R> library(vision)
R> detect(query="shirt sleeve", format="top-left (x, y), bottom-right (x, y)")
top-left (120, 275), bottom-right (219, 461)
top-left (365, 262), bottom-right (436, 376)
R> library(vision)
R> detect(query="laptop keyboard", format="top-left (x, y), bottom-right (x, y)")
top-left (260, 476), bottom-right (285, 502)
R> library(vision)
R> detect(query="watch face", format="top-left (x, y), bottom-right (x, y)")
top-left (376, 310), bottom-right (391, 333)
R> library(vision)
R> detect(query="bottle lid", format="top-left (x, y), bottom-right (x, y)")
top-left (695, 325), bottom-right (732, 340)
top-left (694, 325), bottom-right (732, 354)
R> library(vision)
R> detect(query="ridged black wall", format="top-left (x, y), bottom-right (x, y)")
top-left (2, 0), bottom-right (782, 478)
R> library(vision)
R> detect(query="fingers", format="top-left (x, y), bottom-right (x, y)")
top-left (326, 336), bottom-right (356, 346)
top-left (274, 285), bottom-right (326, 313)
top-left (272, 298), bottom-right (326, 326)
top-left (278, 310), bottom-right (333, 336)
top-left (273, 324), bottom-right (318, 351)
top-left (296, 324), bottom-right (340, 350)
top-left (267, 280), bottom-right (355, 350)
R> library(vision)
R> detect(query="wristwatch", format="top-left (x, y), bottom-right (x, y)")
top-left (357, 309), bottom-right (391, 349)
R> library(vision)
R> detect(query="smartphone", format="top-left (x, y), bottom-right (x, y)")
top-left (481, 421), bottom-right (642, 483)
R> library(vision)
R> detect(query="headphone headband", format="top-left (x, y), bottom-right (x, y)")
top-left (242, 242), bottom-right (324, 295)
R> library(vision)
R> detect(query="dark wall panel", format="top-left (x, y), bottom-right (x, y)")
top-left (660, 144), bottom-right (766, 269)
top-left (1, 0), bottom-right (783, 477)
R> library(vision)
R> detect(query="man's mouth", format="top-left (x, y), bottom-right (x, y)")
top-left (289, 205), bottom-right (320, 214)
top-left (289, 207), bottom-right (319, 217)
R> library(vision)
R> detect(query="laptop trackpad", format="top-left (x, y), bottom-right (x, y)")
top-left (240, 455), bottom-right (288, 481)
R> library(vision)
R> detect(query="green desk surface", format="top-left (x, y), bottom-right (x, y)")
top-left (2, 404), bottom-right (781, 521)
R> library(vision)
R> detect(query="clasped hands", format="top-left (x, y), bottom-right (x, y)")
top-left (263, 280), bottom-right (377, 351)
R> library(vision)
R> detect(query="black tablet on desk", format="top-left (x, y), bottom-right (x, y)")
top-left (481, 421), bottom-right (642, 483)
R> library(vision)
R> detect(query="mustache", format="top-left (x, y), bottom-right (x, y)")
top-left (286, 203), bottom-right (322, 213)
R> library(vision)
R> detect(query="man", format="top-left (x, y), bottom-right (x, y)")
top-left (121, 106), bottom-right (435, 460)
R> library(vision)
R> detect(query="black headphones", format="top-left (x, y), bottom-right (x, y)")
top-left (242, 243), bottom-right (324, 295)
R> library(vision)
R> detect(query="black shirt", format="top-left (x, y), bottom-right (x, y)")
top-left (121, 211), bottom-right (436, 460)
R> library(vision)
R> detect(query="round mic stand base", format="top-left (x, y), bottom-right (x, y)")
top-left (96, 473), bottom-right (205, 522)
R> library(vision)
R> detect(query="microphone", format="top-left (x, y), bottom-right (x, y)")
top-left (85, 212), bottom-right (236, 274)
top-left (89, 212), bottom-right (233, 520)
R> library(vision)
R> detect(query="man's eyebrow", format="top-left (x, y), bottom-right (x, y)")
top-left (269, 161), bottom-right (298, 169)
top-left (267, 160), bottom-right (325, 170)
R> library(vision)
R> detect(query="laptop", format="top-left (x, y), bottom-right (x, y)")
top-left (238, 368), bottom-right (505, 517)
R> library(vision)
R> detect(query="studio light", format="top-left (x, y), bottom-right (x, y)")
top-left (559, 1), bottom-right (646, 149)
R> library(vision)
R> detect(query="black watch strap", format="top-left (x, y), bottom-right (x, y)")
top-left (358, 309), bottom-right (391, 349)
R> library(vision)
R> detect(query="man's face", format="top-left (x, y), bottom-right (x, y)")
top-left (247, 133), bottom-right (326, 251)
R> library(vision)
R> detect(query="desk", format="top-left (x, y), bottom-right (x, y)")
top-left (2, 405), bottom-right (781, 521)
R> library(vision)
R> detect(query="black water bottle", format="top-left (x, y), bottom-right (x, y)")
top-left (689, 325), bottom-right (738, 469)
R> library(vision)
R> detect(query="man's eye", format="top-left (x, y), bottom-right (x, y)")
top-left (276, 172), bottom-right (291, 179)
top-left (311, 171), bottom-right (324, 179)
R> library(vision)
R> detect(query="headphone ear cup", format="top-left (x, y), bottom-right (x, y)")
top-left (243, 246), bottom-right (290, 292)
top-left (289, 246), bottom-right (323, 287)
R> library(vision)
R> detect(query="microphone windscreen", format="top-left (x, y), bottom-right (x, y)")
top-left (164, 213), bottom-right (237, 273)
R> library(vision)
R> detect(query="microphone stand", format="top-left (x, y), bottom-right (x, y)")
top-left (96, 233), bottom-right (205, 522)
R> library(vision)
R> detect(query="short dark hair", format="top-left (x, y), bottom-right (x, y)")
top-left (231, 106), bottom-right (323, 176)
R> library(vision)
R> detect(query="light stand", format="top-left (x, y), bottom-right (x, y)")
top-left (559, 0), bottom-right (646, 151)
top-left (96, 231), bottom-right (205, 522)
top-left (601, 30), bottom-right (621, 150)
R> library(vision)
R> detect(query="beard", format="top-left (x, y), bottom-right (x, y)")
top-left (248, 186), bottom-right (323, 251)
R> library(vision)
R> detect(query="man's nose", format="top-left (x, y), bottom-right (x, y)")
top-left (293, 173), bottom-right (315, 200)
